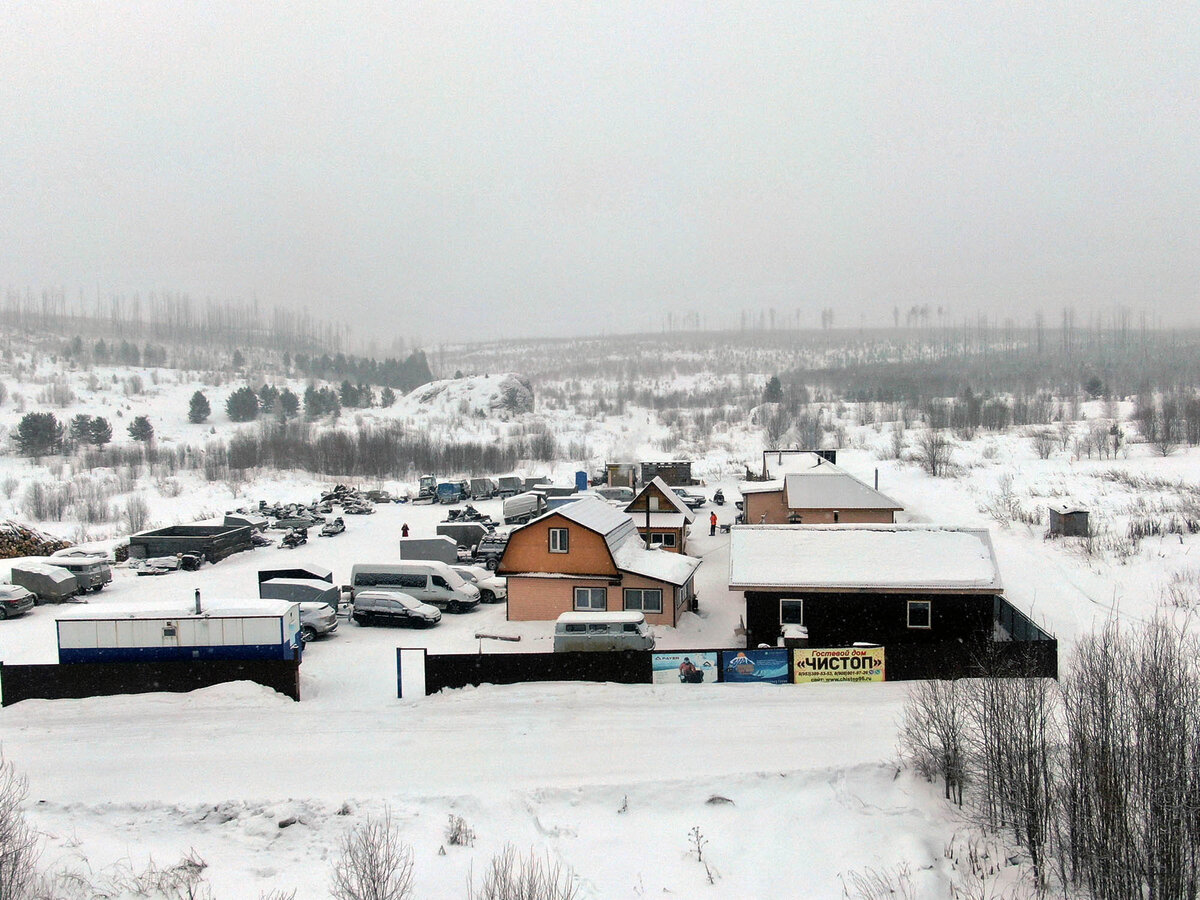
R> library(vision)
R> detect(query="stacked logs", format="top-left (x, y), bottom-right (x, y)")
top-left (0, 520), bottom-right (71, 559)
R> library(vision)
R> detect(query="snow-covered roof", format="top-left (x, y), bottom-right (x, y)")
top-left (728, 525), bottom-right (1002, 593)
top-left (535, 496), bottom-right (636, 539)
top-left (738, 480), bottom-right (784, 495)
top-left (762, 450), bottom-right (830, 479)
top-left (783, 473), bottom-right (903, 511)
top-left (1050, 504), bottom-right (1087, 515)
top-left (612, 539), bottom-right (701, 586)
top-left (57, 598), bottom-right (298, 620)
top-left (627, 477), bottom-right (695, 523)
top-left (556, 610), bottom-right (647, 625)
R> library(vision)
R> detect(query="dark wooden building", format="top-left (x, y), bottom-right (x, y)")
top-left (728, 524), bottom-right (1056, 678)
top-left (1048, 505), bottom-right (1089, 537)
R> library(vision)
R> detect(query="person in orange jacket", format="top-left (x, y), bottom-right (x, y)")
top-left (709, 510), bottom-right (717, 536)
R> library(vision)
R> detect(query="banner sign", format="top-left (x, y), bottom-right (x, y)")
top-left (652, 652), bottom-right (718, 684)
top-left (793, 647), bottom-right (885, 683)
top-left (721, 649), bottom-right (790, 684)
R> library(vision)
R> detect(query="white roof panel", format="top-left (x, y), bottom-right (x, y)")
top-left (728, 525), bottom-right (1002, 593)
top-left (57, 598), bottom-right (297, 620)
top-left (783, 473), bottom-right (903, 510)
top-left (612, 539), bottom-right (701, 586)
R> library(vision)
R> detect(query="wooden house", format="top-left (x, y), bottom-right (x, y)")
top-left (740, 467), bottom-right (902, 525)
top-left (727, 524), bottom-right (1052, 654)
top-left (498, 497), bottom-right (702, 627)
top-left (624, 476), bottom-right (695, 553)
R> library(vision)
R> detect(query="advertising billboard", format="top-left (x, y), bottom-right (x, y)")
top-left (651, 652), bottom-right (718, 684)
top-left (794, 646), bottom-right (885, 683)
top-left (721, 649), bottom-right (790, 684)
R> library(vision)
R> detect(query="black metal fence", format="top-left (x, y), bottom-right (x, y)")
top-left (414, 637), bottom-right (1057, 696)
top-left (0, 658), bottom-right (301, 706)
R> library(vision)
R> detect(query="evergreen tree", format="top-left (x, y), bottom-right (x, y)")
top-left (88, 417), bottom-right (113, 448)
top-left (127, 415), bottom-right (154, 443)
top-left (69, 414), bottom-right (94, 445)
top-left (763, 375), bottom-right (784, 404)
top-left (279, 388), bottom-right (299, 420)
top-left (258, 384), bottom-right (280, 414)
top-left (16, 412), bottom-right (64, 455)
top-left (188, 390), bottom-right (211, 424)
top-left (226, 386), bottom-right (260, 422)
top-left (380, 386), bottom-right (396, 407)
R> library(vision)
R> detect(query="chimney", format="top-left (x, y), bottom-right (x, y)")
top-left (875, 468), bottom-right (879, 490)
top-left (194, 589), bottom-right (202, 615)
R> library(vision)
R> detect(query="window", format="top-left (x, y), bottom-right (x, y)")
top-left (431, 575), bottom-right (450, 589)
top-left (907, 600), bottom-right (932, 629)
top-left (549, 527), bottom-right (569, 553)
top-left (624, 588), bottom-right (663, 614)
top-left (564, 623), bottom-right (586, 633)
top-left (573, 587), bottom-right (607, 611)
top-left (780, 599), bottom-right (804, 625)
top-left (649, 532), bottom-right (676, 548)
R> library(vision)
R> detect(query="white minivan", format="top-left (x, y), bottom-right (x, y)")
top-left (553, 611), bottom-right (655, 652)
top-left (349, 561), bottom-right (481, 613)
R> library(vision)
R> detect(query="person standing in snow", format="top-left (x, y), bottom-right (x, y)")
top-left (401, 523), bottom-right (410, 538)
top-left (709, 510), bottom-right (717, 536)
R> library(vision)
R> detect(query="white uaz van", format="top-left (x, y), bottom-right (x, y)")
top-left (349, 561), bottom-right (481, 613)
top-left (553, 611), bottom-right (655, 652)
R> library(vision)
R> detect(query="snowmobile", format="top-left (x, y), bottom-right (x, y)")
top-left (712, 489), bottom-right (725, 506)
top-left (320, 517), bottom-right (346, 537)
top-left (281, 528), bottom-right (308, 549)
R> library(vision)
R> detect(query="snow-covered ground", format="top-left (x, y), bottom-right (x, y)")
top-left (0, 350), bottom-right (1197, 896)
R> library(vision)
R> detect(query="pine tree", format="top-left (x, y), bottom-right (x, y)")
top-left (69, 414), bottom-right (95, 445)
top-left (88, 416), bottom-right (113, 448)
top-left (127, 415), bottom-right (154, 443)
top-left (226, 386), bottom-right (260, 422)
top-left (279, 388), bottom-right (299, 419)
top-left (380, 387), bottom-right (396, 407)
top-left (188, 390), bottom-right (211, 424)
top-left (16, 412), bottom-right (64, 455)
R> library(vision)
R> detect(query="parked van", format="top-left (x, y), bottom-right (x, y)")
top-left (45, 555), bottom-right (112, 592)
top-left (349, 561), bottom-right (481, 613)
top-left (552, 611), bottom-right (655, 652)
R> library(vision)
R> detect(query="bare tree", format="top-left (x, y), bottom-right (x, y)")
top-left (900, 679), bottom-right (965, 805)
top-left (330, 809), bottom-right (415, 900)
top-left (467, 845), bottom-right (578, 900)
top-left (1029, 428), bottom-right (1056, 460)
top-left (0, 753), bottom-right (40, 900)
top-left (912, 427), bottom-right (953, 477)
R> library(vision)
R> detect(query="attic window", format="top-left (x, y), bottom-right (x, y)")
top-left (549, 528), bottom-right (569, 553)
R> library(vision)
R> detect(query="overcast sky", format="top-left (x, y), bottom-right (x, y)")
top-left (2, 2), bottom-right (1197, 341)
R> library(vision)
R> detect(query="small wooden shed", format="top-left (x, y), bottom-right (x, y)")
top-left (1049, 505), bottom-right (1089, 537)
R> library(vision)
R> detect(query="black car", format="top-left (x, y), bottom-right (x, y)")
top-left (472, 533), bottom-right (509, 570)
top-left (351, 590), bottom-right (441, 627)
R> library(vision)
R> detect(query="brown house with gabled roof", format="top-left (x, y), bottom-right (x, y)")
top-left (740, 467), bottom-right (903, 526)
top-left (624, 476), bottom-right (695, 553)
top-left (497, 497), bottom-right (702, 627)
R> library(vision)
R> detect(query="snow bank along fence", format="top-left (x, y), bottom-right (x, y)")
top-left (1, 598), bottom-right (304, 705)
top-left (398, 638), bottom-right (1057, 697)
top-left (0, 658), bottom-right (301, 705)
